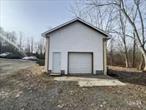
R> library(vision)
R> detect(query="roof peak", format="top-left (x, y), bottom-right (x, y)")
top-left (42, 17), bottom-right (108, 37)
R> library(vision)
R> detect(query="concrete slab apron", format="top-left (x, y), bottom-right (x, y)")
top-left (53, 76), bottom-right (126, 87)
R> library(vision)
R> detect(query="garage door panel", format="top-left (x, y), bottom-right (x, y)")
top-left (69, 53), bottom-right (92, 74)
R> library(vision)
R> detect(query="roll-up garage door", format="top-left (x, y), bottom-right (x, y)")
top-left (69, 53), bottom-right (92, 74)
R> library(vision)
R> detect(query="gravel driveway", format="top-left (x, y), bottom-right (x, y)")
top-left (0, 58), bottom-right (35, 76)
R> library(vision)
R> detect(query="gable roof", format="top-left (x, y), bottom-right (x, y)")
top-left (42, 17), bottom-right (108, 37)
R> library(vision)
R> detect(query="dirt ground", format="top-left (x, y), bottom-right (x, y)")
top-left (0, 59), bottom-right (146, 110)
top-left (0, 58), bottom-right (35, 77)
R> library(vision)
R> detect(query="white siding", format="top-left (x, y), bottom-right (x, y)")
top-left (48, 21), bottom-right (104, 74)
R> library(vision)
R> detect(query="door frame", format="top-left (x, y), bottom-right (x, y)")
top-left (67, 52), bottom-right (93, 75)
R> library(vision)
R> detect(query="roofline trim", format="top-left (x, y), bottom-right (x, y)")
top-left (41, 17), bottom-right (109, 37)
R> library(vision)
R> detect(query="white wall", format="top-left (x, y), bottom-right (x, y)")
top-left (48, 21), bottom-right (105, 74)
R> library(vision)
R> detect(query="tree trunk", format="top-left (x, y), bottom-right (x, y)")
top-left (139, 45), bottom-right (146, 71)
top-left (142, 53), bottom-right (146, 71)
top-left (123, 39), bottom-right (129, 68)
top-left (125, 57), bottom-right (129, 67)
top-left (110, 39), bottom-right (114, 65)
top-left (132, 34), bottom-right (136, 67)
top-left (124, 49), bottom-right (129, 68)
top-left (138, 54), bottom-right (143, 70)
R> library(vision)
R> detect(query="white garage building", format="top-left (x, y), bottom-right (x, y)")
top-left (42, 18), bottom-right (109, 75)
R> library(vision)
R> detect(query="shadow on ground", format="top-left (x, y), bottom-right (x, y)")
top-left (108, 67), bottom-right (146, 86)
top-left (56, 74), bottom-right (114, 79)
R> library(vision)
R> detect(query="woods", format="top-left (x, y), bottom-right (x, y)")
top-left (0, 27), bottom-right (45, 59)
top-left (71, 0), bottom-right (146, 70)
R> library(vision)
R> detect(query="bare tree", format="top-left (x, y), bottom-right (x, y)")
top-left (30, 37), bottom-right (34, 53)
top-left (71, 0), bottom-right (117, 32)
top-left (84, 0), bottom-right (146, 70)
top-left (0, 27), bottom-right (4, 53)
top-left (37, 38), bottom-right (44, 55)
top-left (25, 38), bottom-right (31, 53)
top-left (19, 32), bottom-right (23, 49)
top-left (132, 33), bottom-right (136, 67)
top-left (118, 10), bottom-right (130, 67)
top-left (109, 38), bottom-right (114, 65)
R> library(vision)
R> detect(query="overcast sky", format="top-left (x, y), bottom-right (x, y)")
top-left (0, 0), bottom-right (74, 40)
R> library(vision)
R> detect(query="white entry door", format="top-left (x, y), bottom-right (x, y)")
top-left (52, 52), bottom-right (61, 73)
top-left (69, 53), bottom-right (92, 74)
